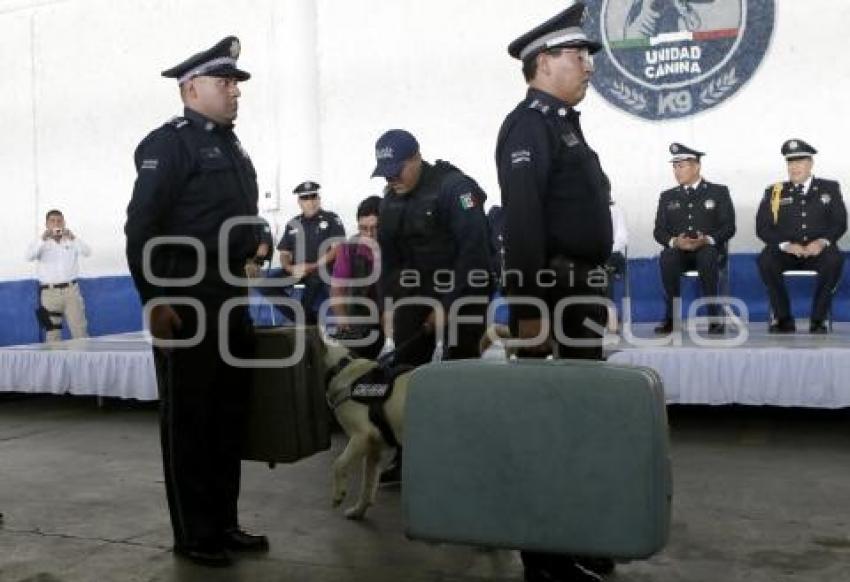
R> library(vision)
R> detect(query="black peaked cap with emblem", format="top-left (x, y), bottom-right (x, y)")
top-left (669, 142), bottom-right (705, 162)
top-left (781, 139), bottom-right (817, 160)
top-left (293, 181), bottom-right (321, 196)
top-left (162, 36), bottom-right (250, 83)
top-left (508, 0), bottom-right (602, 61)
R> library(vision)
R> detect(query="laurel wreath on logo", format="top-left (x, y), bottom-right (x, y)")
top-left (700, 68), bottom-right (739, 105)
top-left (610, 80), bottom-right (647, 111)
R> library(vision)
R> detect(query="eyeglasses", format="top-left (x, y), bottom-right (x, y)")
top-left (550, 47), bottom-right (594, 70)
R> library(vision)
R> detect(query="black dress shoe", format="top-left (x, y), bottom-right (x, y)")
top-left (809, 320), bottom-right (829, 334)
top-left (524, 562), bottom-right (603, 582)
top-left (575, 557), bottom-right (615, 576)
top-left (769, 319), bottom-right (796, 334)
top-left (222, 528), bottom-right (270, 552)
top-left (707, 322), bottom-right (725, 335)
top-left (653, 320), bottom-right (673, 334)
top-left (173, 544), bottom-right (232, 567)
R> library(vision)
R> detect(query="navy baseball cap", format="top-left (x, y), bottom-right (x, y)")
top-left (371, 129), bottom-right (419, 178)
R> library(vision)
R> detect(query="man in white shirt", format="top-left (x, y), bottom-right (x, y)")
top-left (25, 209), bottom-right (91, 342)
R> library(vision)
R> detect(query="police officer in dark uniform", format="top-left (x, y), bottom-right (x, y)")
top-left (756, 139), bottom-right (847, 334)
top-left (653, 143), bottom-right (736, 334)
top-left (125, 36), bottom-right (269, 566)
top-left (374, 129), bottom-right (492, 483)
top-left (496, 4), bottom-right (615, 581)
top-left (277, 181), bottom-right (346, 324)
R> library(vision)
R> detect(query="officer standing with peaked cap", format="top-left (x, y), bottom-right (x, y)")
top-left (277, 181), bottom-right (346, 323)
top-left (496, 2), bottom-right (615, 581)
top-left (653, 143), bottom-right (736, 334)
top-left (125, 36), bottom-right (270, 567)
top-left (756, 139), bottom-right (847, 334)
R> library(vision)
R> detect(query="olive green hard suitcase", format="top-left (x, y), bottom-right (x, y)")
top-left (402, 359), bottom-right (671, 559)
top-left (241, 326), bottom-right (330, 464)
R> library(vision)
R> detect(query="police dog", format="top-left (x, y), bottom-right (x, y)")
top-left (322, 341), bottom-right (413, 520)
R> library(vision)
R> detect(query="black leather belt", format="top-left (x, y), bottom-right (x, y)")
top-left (40, 281), bottom-right (75, 290)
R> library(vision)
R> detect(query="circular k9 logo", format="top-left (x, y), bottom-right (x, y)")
top-left (585, 0), bottom-right (775, 121)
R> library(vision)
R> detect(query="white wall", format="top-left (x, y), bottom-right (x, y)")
top-left (1, 0), bottom-right (849, 281)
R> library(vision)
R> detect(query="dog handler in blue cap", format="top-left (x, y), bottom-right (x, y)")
top-left (373, 129), bottom-right (492, 484)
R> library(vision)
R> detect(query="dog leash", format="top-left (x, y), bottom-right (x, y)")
top-left (375, 326), bottom-right (432, 368)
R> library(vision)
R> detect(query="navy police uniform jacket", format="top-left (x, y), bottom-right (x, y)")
top-left (378, 160), bottom-right (491, 309)
top-left (277, 210), bottom-right (345, 263)
top-left (125, 108), bottom-right (260, 304)
top-left (653, 181), bottom-right (736, 248)
top-left (756, 178), bottom-right (847, 246)
top-left (496, 88), bottom-right (613, 315)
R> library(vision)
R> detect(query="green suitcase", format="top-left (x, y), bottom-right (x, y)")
top-left (402, 358), bottom-right (671, 559)
top-left (241, 326), bottom-right (330, 464)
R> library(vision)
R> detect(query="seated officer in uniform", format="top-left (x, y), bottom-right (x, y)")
top-left (277, 181), bottom-right (346, 323)
top-left (756, 139), bottom-right (847, 334)
top-left (653, 143), bottom-right (736, 334)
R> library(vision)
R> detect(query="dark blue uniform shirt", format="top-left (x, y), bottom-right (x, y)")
top-left (496, 88), bottom-right (613, 315)
top-left (125, 108), bottom-right (260, 304)
top-left (756, 178), bottom-right (847, 246)
top-left (277, 210), bottom-right (345, 263)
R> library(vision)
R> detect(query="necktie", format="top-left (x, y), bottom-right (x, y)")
top-left (685, 187), bottom-right (694, 196)
top-left (793, 184), bottom-right (804, 195)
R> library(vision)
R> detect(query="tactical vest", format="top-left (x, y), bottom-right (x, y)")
top-left (380, 161), bottom-right (477, 276)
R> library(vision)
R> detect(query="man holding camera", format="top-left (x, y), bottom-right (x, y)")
top-left (26, 209), bottom-right (91, 342)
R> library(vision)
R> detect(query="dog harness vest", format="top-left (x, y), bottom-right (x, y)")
top-left (326, 358), bottom-right (412, 449)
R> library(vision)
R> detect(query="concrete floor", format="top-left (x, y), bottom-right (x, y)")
top-left (1, 395), bottom-right (849, 582)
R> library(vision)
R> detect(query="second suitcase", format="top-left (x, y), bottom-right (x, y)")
top-left (241, 325), bottom-right (330, 464)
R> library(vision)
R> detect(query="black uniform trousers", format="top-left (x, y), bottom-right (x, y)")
top-left (152, 298), bottom-right (253, 548)
top-left (659, 245), bottom-right (721, 319)
top-left (757, 245), bottom-right (844, 322)
top-left (392, 298), bottom-right (488, 366)
top-left (510, 258), bottom-right (609, 576)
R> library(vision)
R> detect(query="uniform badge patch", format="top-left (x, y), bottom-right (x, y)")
top-left (319, 221), bottom-right (328, 230)
top-left (562, 133), bottom-right (580, 147)
top-left (459, 193), bottom-right (476, 210)
top-left (511, 149), bottom-right (532, 165)
top-left (704, 198), bottom-right (715, 210)
top-left (779, 197), bottom-right (793, 206)
top-left (821, 194), bottom-right (832, 204)
top-left (141, 159), bottom-right (159, 171)
top-left (200, 146), bottom-right (223, 159)
top-left (667, 201), bottom-right (681, 210)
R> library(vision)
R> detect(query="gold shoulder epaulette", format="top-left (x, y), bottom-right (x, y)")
top-left (770, 182), bottom-right (783, 224)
